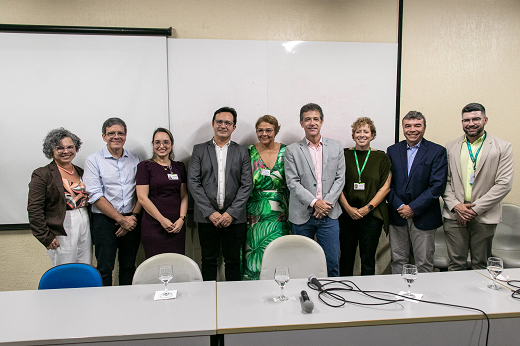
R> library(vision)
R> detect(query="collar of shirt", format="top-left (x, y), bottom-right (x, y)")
top-left (102, 146), bottom-right (129, 159)
top-left (462, 133), bottom-right (485, 145)
top-left (406, 141), bottom-right (421, 150)
top-left (213, 138), bottom-right (231, 149)
top-left (305, 137), bottom-right (323, 149)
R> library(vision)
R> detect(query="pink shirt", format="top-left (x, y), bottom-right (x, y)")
top-left (306, 137), bottom-right (323, 207)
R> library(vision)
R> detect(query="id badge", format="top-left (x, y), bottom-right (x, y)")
top-left (261, 169), bottom-right (271, 176)
top-left (354, 183), bottom-right (365, 190)
top-left (469, 173), bottom-right (475, 185)
top-left (168, 173), bottom-right (179, 180)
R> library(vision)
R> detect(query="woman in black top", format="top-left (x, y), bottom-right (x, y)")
top-left (338, 117), bottom-right (391, 276)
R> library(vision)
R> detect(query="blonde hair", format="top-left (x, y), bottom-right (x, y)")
top-left (351, 117), bottom-right (377, 139)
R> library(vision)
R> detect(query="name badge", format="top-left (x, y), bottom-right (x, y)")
top-left (168, 174), bottom-right (179, 180)
top-left (261, 169), bottom-right (271, 176)
top-left (354, 183), bottom-right (365, 190)
top-left (469, 173), bottom-right (475, 185)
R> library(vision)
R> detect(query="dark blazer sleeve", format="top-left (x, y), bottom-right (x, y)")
top-left (225, 144), bottom-right (253, 220)
top-left (27, 166), bottom-right (57, 247)
top-left (386, 145), bottom-right (405, 210)
top-left (188, 144), bottom-right (218, 219)
top-left (408, 145), bottom-right (448, 216)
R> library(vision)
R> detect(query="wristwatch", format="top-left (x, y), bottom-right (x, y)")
top-left (367, 203), bottom-right (375, 212)
top-left (131, 212), bottom-right (140, 218)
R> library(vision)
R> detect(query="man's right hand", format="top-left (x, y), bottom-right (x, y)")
top-left (209, 212), bottom-right (222, 227)
top-left (314, 199), bottom-right (332, 215)
top-left (454, 203), bottom-right (477, 222)
top-left (116, 215), bottom-right (137, 231)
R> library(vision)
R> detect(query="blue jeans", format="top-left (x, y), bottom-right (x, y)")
top-left (292, 216), bottom-right (340, 277)
top-left (91, 213), bottom-right (141, 286)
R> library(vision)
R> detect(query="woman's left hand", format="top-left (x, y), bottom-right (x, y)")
top-left (358, 205), bottom-right (370, 218)
top-left (170, 218), bottom-right (184, 233)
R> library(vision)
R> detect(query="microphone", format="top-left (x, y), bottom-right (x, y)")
top-left (308, 274), bottom-right (325, 291)
top-left (300, 290), bottom-right (314, 313)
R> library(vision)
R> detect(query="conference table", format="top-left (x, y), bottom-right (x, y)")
top-left (1, 270), bottom-right (519, 345)
top-left (0, 281), bottom-right (216, 346)
top-left (217, 269), bottom-right (520, 346)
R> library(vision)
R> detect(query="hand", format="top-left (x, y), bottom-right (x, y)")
top-left (115, 227), bottom-right (129, 237)
top-left (397, 205), bottom-right (414, 219)
top-left (46, 238), bottom-right (60, 250)
top-left (456, 213), bottom-right (467, 227)
top-left (116, 215), bottom-right (137, 230)
top-left (358, 205), bottom-right (370, 218)
top-left (314, 200), bottom-right (333, 217)
top-left (171, 218), bottom-right (184, 233)
top-left (346, 206), bottom-right (363, 220)
top-left (209, 212), bottom-right (222, 227)
top-left (454, 203), bottom-right (477, 221)
top-left (160, 218), bottom-right (176, 233)
top-left (217, 212), bottom-right (234, 228)
top-left (313, 209), bottom-right (326, 219)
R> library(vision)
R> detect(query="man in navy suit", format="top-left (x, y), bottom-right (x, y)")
top-left (387, 111), bottom-right (448, 273)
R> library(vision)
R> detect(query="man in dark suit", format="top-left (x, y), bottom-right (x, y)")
top-left (387, 111), bottom-right (448, 273)
top-left (188, 107), bottom-right (253, 281)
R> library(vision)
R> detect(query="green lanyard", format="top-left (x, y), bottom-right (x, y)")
top-left (354, 148), bottom-right (371, 183)
top-left (467, 132), bottom-right (486, 172)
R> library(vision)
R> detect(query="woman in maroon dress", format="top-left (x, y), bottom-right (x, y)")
top-left (136, 128), bottom-right (188, 258)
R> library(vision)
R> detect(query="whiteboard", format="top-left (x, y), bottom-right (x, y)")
top-left (0, 33), bottom-right (169, 225)
top-left (168, 39), bottom-right (398, 163)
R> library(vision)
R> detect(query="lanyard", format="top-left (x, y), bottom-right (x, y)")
top-left (467, 132), bottom-right (486, 172)
top-left (354, 148), bottom-right (371, 183)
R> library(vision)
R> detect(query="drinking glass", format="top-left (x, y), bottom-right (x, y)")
top-left (487, 257), bottom-right (503, 290)
top-left (158, 264), bottom-right (174, 298)
top-left (401, 264), bottom-right (418, 298)
top-left (274, 267), bottom-right (290, 301)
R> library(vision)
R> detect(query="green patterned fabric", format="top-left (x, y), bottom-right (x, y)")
top-left (243, 144), bottom-right (291, 280)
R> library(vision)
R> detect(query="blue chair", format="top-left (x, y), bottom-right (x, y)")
top-left (38, 263), bottom-right (102, 290)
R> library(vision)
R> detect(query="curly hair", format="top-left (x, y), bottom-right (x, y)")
top-left (255, 115), bottom-right (281, 136)
top-left (42, 128), bottom-right (82, 159)
top-left (351, 117), bottom-right (377, 140)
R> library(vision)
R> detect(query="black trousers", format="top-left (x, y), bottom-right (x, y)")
top-left (339, 213), bottom-right (383, 276)
top-left (197, 222), bottom-right (246, 281)
top-left (91, 213), bottom-right (141, 286)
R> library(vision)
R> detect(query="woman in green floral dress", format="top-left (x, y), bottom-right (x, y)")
top-left (243, 115), bottom-right (291, 280)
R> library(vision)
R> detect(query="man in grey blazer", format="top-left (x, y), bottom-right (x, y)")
top-left (285, 103), bottom-right (346, 277)
top-left (188, 107), bottom-right (253, 281)
top-left (443, 103), bottom-right (513, 270)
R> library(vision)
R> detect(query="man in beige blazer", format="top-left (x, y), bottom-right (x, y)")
top-left (443, 103), bottom-right (513, 270)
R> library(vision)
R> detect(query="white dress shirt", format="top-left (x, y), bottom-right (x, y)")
top-left (213, 139), bottom-right (231, 210)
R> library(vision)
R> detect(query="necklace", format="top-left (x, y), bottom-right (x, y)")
top-left (154, 159), bottom-right (173, 174)
top-left (57, 165), bottom-right (74, 175)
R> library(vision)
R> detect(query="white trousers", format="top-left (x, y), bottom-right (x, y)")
top-left (47, 208), bottom-right (92, 267)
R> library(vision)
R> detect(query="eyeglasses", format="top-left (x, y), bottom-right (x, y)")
top-left (256, 128), bottom-right (274, 135)
top-left (214, 120), bottom-right (234, 127)
top-left (105, 131), bottom-right (126, 138)
top-left (153, 140), bottom-right (172, 147)
top-left (462, 117), bottom-right (483, 125)
top-left (55, 145), bottom-right (76, 153)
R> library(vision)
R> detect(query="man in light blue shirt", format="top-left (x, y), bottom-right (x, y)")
top-left (387, 111), bottom-right (447, 274)
top-left (83, 118), bottom-right (142, 286)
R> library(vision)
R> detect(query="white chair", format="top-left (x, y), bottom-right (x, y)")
top-left (433, 226), bottom-right (450, 270)
top-left (132, 253), bottom-right (203, 285)
top-left (259, 235), bottom-right (328, 280)
top-left (492, 204), bottom-right (520, 268)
